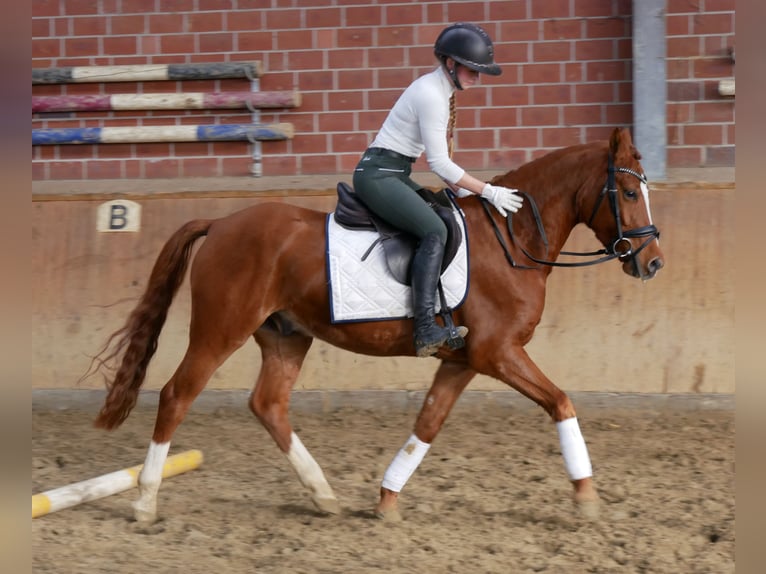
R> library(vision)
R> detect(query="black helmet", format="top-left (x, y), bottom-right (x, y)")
top-left (434, 22), bottom-right (502, 77)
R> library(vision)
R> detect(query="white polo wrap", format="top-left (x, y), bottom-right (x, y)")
top-left (381, 434), bottom-right (431, 492)
top-left (556, 417), bottom-right (593, 480)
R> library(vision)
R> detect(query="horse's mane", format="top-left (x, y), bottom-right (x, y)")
top-left (490, 140), bottom-right (609, 198)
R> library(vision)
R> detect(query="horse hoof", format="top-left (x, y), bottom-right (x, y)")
top-left (312, 496), bottom-right (341, 515)
top-left (132, 504), bottom-right (157, 524)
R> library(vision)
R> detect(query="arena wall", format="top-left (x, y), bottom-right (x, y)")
top-left (31, 185), bottom-right (734, 394)
top-left (32, 0), bottom-right (735, 180)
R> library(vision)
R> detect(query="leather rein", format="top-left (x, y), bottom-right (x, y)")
top-left (480, 153), bottom-right (661, 270)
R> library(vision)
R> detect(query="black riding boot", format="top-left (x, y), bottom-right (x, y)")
top-left (411, 233), bottom-right (468, 357)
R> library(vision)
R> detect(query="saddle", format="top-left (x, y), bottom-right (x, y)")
top-left (333, 182), bottom-right (463, 285)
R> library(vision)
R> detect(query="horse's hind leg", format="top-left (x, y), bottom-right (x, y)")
top-left (376, 360), bottom-right (476, 521)
top-left (249, 325), bottom-right (340, 515)
top-left (133, 338), bottom-right (243, 523)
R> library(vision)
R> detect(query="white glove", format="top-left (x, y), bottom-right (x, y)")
top-left (481, 183), bottom-right (523, 217)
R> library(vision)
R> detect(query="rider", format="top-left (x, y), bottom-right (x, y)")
top-left (352, 22), bottom-right (523, 357)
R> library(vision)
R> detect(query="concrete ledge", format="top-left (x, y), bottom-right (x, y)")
top-left (33, 388), bottom-right (735, 414)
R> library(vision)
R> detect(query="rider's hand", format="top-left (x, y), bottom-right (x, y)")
top-left (481, 183), bottom-right (523, 217)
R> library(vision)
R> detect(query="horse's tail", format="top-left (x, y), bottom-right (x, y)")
top-left (92, 219), bottom-right (213, 430)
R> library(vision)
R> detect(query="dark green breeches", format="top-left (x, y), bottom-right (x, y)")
top-left (352, 152), bottom-right (448, 244)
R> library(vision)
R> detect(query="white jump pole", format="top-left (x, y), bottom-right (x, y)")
top-left (32, 449), bottom-right (203, 518)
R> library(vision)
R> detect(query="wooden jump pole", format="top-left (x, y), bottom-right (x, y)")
top-left (32, 449), bottom-right (204, 518)
top-left (32, 62), bottom-right (263, 84)
top-left (32, 123), bottom-right (295, 145)
top-left (32, 91), bottom-right (302, 113)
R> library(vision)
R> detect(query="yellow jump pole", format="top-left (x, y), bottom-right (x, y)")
top-left (32, 449), bottom-right (203, 518)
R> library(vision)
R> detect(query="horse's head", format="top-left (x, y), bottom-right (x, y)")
top-left (582, 128), bottom-right (665, 280)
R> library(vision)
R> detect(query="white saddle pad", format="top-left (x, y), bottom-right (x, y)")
top-left (326, 207), bottom-right (469, 323)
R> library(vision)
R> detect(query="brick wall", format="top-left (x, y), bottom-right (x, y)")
top-left (32, 0), bottom-right (735, 180)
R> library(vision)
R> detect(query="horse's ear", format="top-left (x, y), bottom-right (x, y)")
top-left (609, 127), bottom-right (640, 159)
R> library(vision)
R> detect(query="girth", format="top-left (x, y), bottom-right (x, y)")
top-left (333, 182), bottom-right (463, 285)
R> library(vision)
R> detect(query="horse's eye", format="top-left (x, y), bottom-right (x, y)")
top-left (623, 189), bottom-right (638, 201)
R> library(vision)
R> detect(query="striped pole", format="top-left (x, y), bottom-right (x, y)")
top-left (32, 123), bottom-right (294, 145)
top-left (32, 62), bottom-right (263, 84)
top-left (32, 449), bottom-right (203, 518)
top-left (32, 91), bottom-right (302, 113)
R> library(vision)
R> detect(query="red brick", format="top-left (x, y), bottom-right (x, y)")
top-left (32, 19), bottom-right (52, 38)
top-left (58, 145), bottom-right (95, 160)
top-left (586, 18), bottom-right (629, 39)
top-left (542, 127), bottom-right (581, 147)
top-left (262, 155), bottom-right (298, 176)
top-left (489, 148), bottom-right (527, 170)
top-left (221, 156), bottom-right (253, 176)
top-left (575, 39), bottom-right (615, 61)
top-left (683, 125), bottom-right (723, 145)
top-left (574, 0), bottom-right (613, 17)
top-left (575, 82), bottom-right (615, 103)
top-left (319, 112), bottom-right (355, 133)
top-left (173, 142), bottom-right (211, 157)
top-left (479, 108), bottom-right (517, 128)
top-left (287, 50), bottom-right (324, 70)
top-left (668, 81), bottom-right (702, 101)
top-left (522, 63), bottom-right (561, 84)
top-left (369, 47), bottom-right (406, 68)
top-left (584, 126), bottom-right (616, 142)
top-left (181, 157), bottom-right (219, 177)
top-left (532, 0), bottom-right (571, 19)
top-left (521, 106), bottom-right (559, 126)
top-left (694, 101), bottom-right (734, 123)
top-left (492, 85), bottom-right (530, 106)
top-left (265, 9), bottom-right (302, 29)
top-left (54, 17), bottom-right (72, 36)
top-left (667, 15), bottom-right (690, 36)
top-left (692, 13), bottom-right (734, 35)
top-left (704, 0), bottom-right (735, 12)
top-left (705, 146), bottom-right (734, 166)
top-left (64, 36), bottom-right (100, 58)
top-left (199, 33), bottom-right (233, 53)
top-left (331, 132), bottom-right (369, 153)
top-left (125, 160), bottom-right (143, 178)
top-left (564, 104), bottom-right (602, 125)
top-left (337, 27), bottom-right (373, 48)
top-left (33, 39), bottom-right (61, 59)
top-left (604, 103), bottom-right (631, 124)
top-left (291, 134), bottom-right (327, 154)
top-left (667, 102), bottom-right (692, 124)
top-left (667, 147), bottom-right (702, 167)
top-left (379, 26), bottom-right (414, 47)
top-left (586, 60), bottom-right (628, 82)
top-left (121, 0), bottom-right (159, 13)
top-left (667, 0), bottom-right (702, 14)
top-left (563, 62), bottom-right (584, 82)
top-left (358, 110), bottom-right (388, 131)
top-left (188, 12), bottom-right (223, 32)
top-left (131, 143), bottom-right (171, 157)
top-left (489, 1), bottom-right (527, 21)
top-left (446, 2), bottom-right (488, 23)
top-left (301, 154), bottom-right (340, 175)
top-left (345, 6), bottom-right (381, 26)
top-left (667, 125), bottom-right (681, 145)
top-left (211, 142), bottom-right (248, 156)
top-left (304, 7), bottom-right (340, 28)
top-left (225, 10), bottom-right (263, 31)
top-left (33, 0), bottom-right (61, 17)
top-left (96, 143), bottom-right (135, 158)
top-left (275, 30), bottom-right (310, 51)
top-left (692, 58), bottom-right (733, 79)
top-left (543, 19), bottom-right (582, 41)
top-left (64, 0), bottom-right (99, 16)
top-left (668, 36), bottom-right (702, 58)
top-left (149, 14), bottom-right (185, 34)
top-left (667, 59), bottom-right (691, 80)
top-left (337, 69), bottom-right (373, 91)
top-left (198, 0), bottom-right (235, 10)
top-left (73, 16), bottom-right (107, 36)
top-left (497, 21), bottom-right (539, 42)
top-left (532, 84), bottom-right (571, 105)
top-left (533, 41), bottom-right (571, 62)
top-left (49, 161), bottom-right (85, 179)
top-left (328, 91), bottom-right (364, 112)
top-left (32, 162), bottom-right (47, 180)
top-left (103, 36), bottom-right (138, 55)
top-left (87, 160), bottom-right (124, 179)
top-left (145, 159), bottom-right (181, 178)
top-left (328, 48), bottom-right (364, 69)
top-left (140, 36), bottom-right (162, 55)
top-left (161, 35), bottom-right (196, 54)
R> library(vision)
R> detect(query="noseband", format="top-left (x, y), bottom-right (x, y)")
top-left (481, 153), bottom-right (661, 269)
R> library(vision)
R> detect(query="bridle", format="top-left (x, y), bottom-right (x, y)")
top-left (480, 152), bottom-right (661, 270)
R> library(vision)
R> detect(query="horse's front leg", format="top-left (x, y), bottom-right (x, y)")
top-left (375, 360), bottom-right (476, 521)
top-left (486, 345), bottom-right (600, 519)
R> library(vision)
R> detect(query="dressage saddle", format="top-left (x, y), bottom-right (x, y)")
top-left (333, 182), bottom-right (463, 285)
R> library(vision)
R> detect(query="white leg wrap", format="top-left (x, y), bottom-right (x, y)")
top-left (556, 417), bottom-right (593, 480)
top-left (133, 440), bottom-right (170, 521)
top-left (286, 432), bottom-right (335, 500)
top-left (381, 434), bottom-right (431, 492)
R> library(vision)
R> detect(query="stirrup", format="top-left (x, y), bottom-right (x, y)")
top-left (414, 324), bottom-right (468, 357)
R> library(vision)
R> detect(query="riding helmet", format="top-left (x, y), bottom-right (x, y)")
top-left (434, 22), bottom-right (502, 77)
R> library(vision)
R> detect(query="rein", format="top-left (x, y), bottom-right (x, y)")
top-left (481, 153), bottom-right (661, 269)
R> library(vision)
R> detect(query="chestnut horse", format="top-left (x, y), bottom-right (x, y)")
top-left (91, 127), bottom-right (663, 523)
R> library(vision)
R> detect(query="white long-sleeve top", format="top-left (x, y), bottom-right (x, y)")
top-left (369, 67), bottom-right (465, 185)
